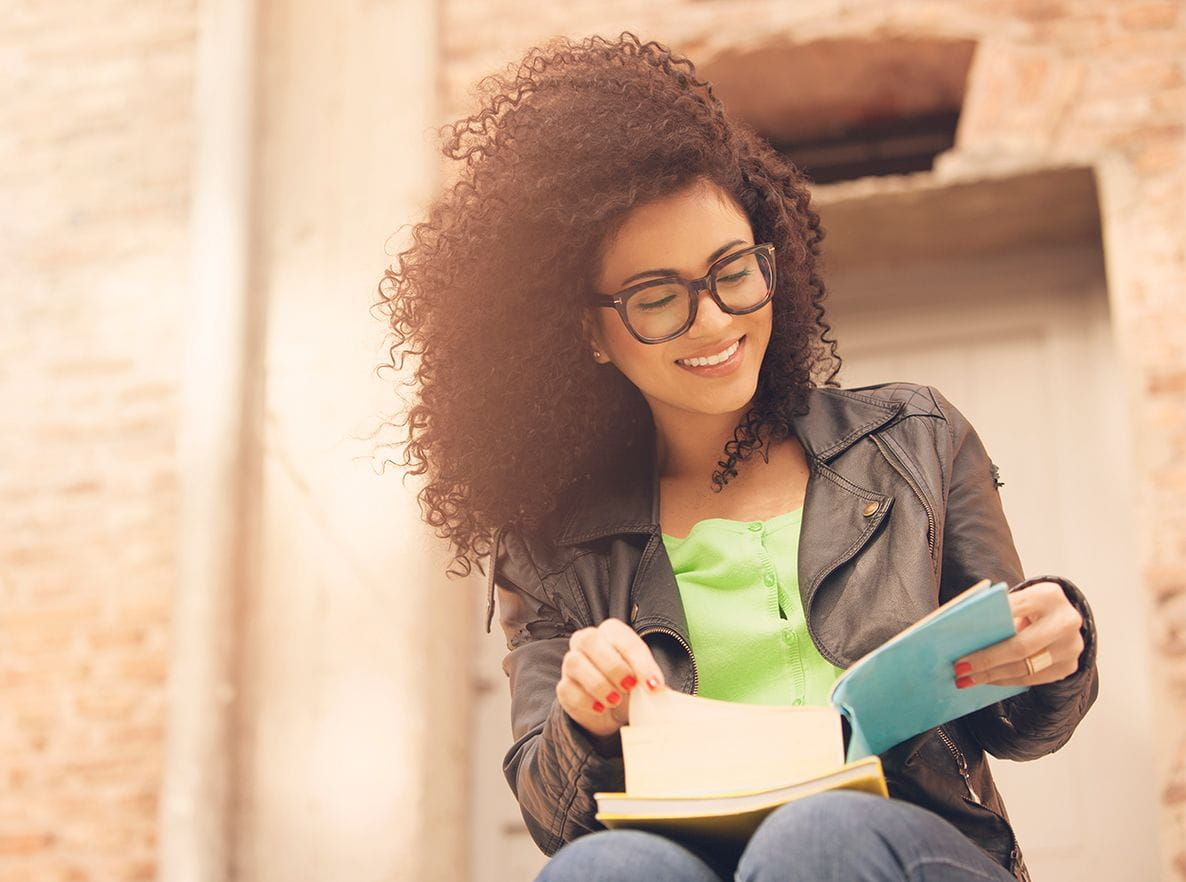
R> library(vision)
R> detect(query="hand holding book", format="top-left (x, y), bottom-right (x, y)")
top-left (830, 579), bottom-right (1027, 759)
top-left (951, 579), bottom-right (1086, 688)
top-left (593, 579), bottom-right (1033, 843)
top-left (556, 616), bottom-right (667, 739)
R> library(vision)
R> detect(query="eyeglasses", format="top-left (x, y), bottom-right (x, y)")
top-left (587, 243), bottom-right (776, 344)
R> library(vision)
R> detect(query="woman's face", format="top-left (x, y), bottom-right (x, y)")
top-left (588, 179), bottom-right (773, 420)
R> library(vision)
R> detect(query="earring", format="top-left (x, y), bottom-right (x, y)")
top-left (592, 348), bottom-right (602, 361)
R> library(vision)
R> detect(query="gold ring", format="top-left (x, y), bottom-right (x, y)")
top-left (1024, 650), bottom-right (1054, 676)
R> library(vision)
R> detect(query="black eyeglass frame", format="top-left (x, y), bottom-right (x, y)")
top-left (586, 242), bottom-right (777, 344)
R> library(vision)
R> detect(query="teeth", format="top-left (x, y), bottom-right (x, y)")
top-left (677, 338), bottom-right (741, 367)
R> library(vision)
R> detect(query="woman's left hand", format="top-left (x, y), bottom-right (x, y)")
top-left (952, 580), bottom-right (1085, 687)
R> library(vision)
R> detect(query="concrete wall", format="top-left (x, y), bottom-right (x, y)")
top-left (233, 0), bottom-right (473, 880)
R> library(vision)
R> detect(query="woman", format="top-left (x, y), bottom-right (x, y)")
top-left (375, 31), bottom-right (1098, 882)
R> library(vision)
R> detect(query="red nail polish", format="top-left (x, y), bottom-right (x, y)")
top-left (954, 662), bottom-right (972, 676)
top-left (592, 701), bottom-right (605, 713)
top-left (606, 691), bottom-right (621, 705)
top-left (956, 676), bottom-right (974, 689)
top-left (646, 676), bottom-right (660, 691)
top-left (621, 675), bottom-right (637, 691)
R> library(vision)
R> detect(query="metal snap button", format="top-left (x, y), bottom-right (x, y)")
top-left (862, 501), bottom-right (878, 517)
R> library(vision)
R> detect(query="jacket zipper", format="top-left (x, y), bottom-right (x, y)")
top-left (936, 724), bottom-right (980, 803)
top-left (870, 434), bottom-right (936, 560)
top-left (636, 624), bottom-right (699, 695)
top-left (937, 725), bottom-right (1023, 876)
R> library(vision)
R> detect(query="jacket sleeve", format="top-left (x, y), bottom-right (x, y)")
top-left (932, 386), bottom-right (1100, 761)
top-left (488, 526), bottom-right (625, 856)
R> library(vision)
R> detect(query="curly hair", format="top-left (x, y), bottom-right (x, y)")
top-left (373, 31), bottom-right (841, 579)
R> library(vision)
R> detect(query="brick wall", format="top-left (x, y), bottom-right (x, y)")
top-left (3, 1), bottom-right (1183, 880)
top-left (0, 3), bottom-right (197, 880)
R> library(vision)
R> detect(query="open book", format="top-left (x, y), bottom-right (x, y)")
top-left (593, 579), bottom-right (1027, 841)
top-left (830, 578), bottom-right (1028, 759)
top-left (595, 686), bottom-right (886, 844)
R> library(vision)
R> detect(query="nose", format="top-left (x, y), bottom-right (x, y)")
top-left (688, 287), bottom-right (731, 337)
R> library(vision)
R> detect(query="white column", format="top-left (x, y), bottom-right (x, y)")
top-left (158, 0), bottom-right (258, 880)
top-left (234, 1), bottom-right (468, 881)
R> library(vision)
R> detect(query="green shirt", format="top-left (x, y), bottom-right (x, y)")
top-left (661, 507), bottom-right (846, 706)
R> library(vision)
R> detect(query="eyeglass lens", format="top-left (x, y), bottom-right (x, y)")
top-left (624, 250), bottom-right (773, 341)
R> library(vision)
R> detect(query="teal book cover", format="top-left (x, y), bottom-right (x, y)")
top-left (829, 579), bottom-right (1030, 761)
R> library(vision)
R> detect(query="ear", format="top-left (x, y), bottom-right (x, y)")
top-left (581, 309), bottom-right (610, 363)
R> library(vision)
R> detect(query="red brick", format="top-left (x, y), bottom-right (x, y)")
top-left (60, 817), bottom-right (142, 851)
top-left (0, 605), bottom-right (100, 633)
top-left (1010, 0), bottom-right (1068, 21)
top-left (0, 833), bottom-right (54, 855)
top-left (87, 621), bottom-right (149, 649)
top-left (1154, 88), bottom-right (1186, 114)
top-left (74, 689), bottom-right (140, 720)
top-left (1119, 2), bottom-right (1180, 29)
top-left (1149, 371), bottom-right (1186, 396)
top-left (1109, 124), bottom-right (1186, 172)
top-left (126, 859), bottom-right (157, 882)
top-left (1089, 60), bottom-right (1185, 97)
top-left (96, 722), bottom-right (166, 749)
top-left (113, 653), bottom-right (167, 683)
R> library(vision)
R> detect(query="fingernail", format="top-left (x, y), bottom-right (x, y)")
top-left (592, 701), bottom-right (605, 713)
top-left (621, 675), bottom-right (637, 691)
top-left (646, 676), bottom-right (660, 691)
top-left (954, 661), bottom-right (972, 676)
top-left (956, 676), bottom-right (974, 689)
top-left (606, 691), bottom-right (621, 706)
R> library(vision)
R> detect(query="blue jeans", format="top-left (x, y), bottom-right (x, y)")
top-left (534, 792), bottom-right (1018, 881)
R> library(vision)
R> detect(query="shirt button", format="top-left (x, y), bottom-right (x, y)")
top-left (763, 574), bottom-right (775, 586)
top-left (793, 698), bottom-right (804, 706)
top-left (748, 522), bottom-right (763, 532)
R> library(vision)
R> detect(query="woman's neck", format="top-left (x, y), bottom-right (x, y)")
top-left (652, 403), bottom-right (756, 482)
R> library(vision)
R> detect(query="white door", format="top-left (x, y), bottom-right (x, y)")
top-left (827, 242), bottom-right (1160, 880)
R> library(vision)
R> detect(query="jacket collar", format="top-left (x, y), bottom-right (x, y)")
top-left (551, 386), bottom-right (903, 546)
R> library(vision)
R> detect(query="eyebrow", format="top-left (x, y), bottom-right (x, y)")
top-left (617, 239), bottom-right (749, 288)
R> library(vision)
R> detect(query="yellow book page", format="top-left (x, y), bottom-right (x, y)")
top-left (621, 689), bottom-right (843, 797)
top-left (629, 682), bottom-right (833, 726)
top-left (595, 758), bottom-right (888, 844)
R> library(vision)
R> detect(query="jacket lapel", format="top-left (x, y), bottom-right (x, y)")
top-left (791, 387), bottom-right (904, 463)
top-left (547, 388), bottom-right (904, 657)
top-left (553, 387), bottom-right (903, 544)
top-left (796, 458), bottom-right (894, 626)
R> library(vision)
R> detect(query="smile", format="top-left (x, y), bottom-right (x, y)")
top-left (675, 337), bottom-right (742, 367)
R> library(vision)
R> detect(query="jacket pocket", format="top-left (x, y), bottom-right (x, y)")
top-left (870, 433), bottom-right (937, 566)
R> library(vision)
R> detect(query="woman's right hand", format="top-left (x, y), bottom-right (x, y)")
top-left (556, 617), bottom-right (666, 737)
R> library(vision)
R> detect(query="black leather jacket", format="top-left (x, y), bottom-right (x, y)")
top-left (485, 382), bottom-right (1099, 881)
